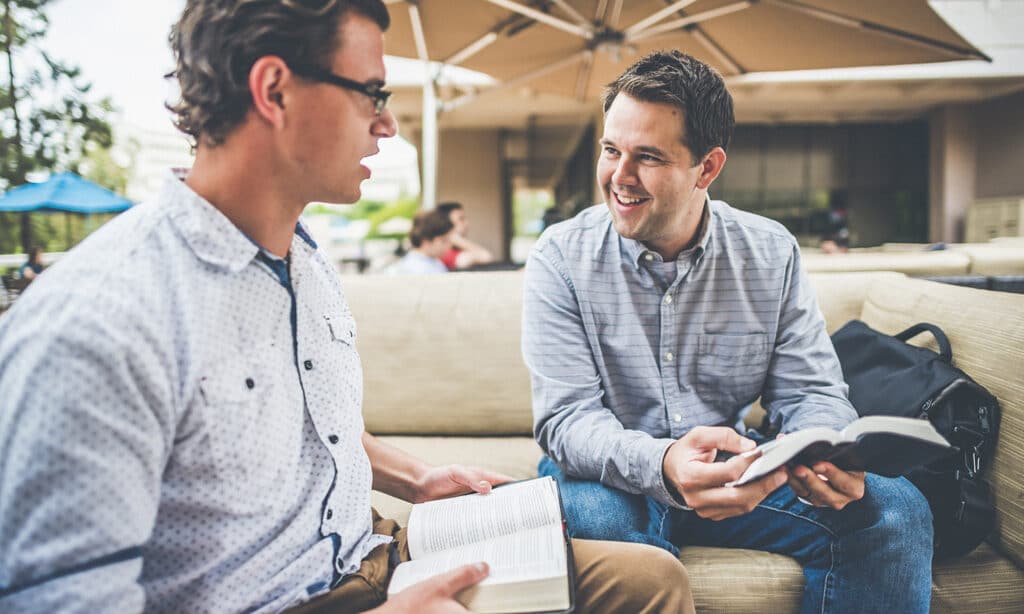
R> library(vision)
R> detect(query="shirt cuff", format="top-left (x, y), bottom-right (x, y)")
top-left (636, 437), bottom-right (691, 509)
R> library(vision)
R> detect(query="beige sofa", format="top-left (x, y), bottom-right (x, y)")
top-left (344, 271), bottom-right (1024, 613)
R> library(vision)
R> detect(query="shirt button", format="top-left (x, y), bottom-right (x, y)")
top-left (645, 253), bottom-right (654, 261)
top-left (664, 295), bottom-right (673, 304)
top-left (673, 414), bottom-right (682, 423)
top-left (666, 352), bottom-right (674, 362)
top-left (245, 378), bottom-right (255, 389)
top-left (328, 434), bottom-right (339, 444)
top-left (325, 509), bottom-right (333, 519)
top-left (304, 360), bottom-right (314, 371)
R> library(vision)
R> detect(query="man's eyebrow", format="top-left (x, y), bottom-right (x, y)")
top-left (600, 138), bottom-right (670, 159)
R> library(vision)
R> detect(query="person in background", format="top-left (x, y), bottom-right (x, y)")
top-left (18, 246), bottom-right (45, 281)
top-left (436, 201), bottom-right (494, 270)
top-left (389, 209), bottom-right (454, 275)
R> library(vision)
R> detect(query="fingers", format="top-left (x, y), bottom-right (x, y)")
top-left (683, 426), bottom-right (757, 455)
top-left (435, 562), bottom-right (489, 596)
top-left (448, 466), bottom-right (516, 494)
top-left (685, 469), bottom-right (788, 519)
top-left (812, 462), bottom-right (866, 501)
top-left (789, 463), bottom-right (865, 509)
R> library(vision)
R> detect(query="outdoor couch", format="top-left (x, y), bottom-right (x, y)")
top-left (344, 270), bottom-right (1024, 613)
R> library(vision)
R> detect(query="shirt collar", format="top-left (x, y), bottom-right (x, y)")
top-left (163, 173), bottom-right (317, 274)
top-left (622, 195), bottom-right (715, 269)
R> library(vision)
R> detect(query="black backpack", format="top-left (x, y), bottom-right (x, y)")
top-left (830, 320), bottom-right (1001, 559)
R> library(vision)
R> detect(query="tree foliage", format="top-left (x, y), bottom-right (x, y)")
top-left (1, 0), bottom-right (117, 253)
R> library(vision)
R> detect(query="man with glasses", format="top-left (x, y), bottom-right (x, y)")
top-left (0, 2), bottom-right (693, 613)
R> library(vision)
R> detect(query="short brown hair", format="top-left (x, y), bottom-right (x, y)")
top-left (602, 50), bottom-right (734, 162)
top-left (168, 0), bottom-right (390, 146)
top-left (409, 209), bottom-right (454, 248)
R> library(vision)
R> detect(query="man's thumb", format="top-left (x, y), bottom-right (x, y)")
top-left (439, 562), bottom-right (489, 595)
top-left (686, 425), bottom-right (756, 453)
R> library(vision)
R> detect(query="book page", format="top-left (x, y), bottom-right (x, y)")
top-left (389, 524), bottom-right (567, 596)
top-left (407, 476), bottom-right (563, 560)
top-left (841, 415), bottom-right (949, 446)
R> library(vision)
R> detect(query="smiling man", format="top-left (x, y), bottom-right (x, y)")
top-left (0, 2), bottom-right (694, 613)
top-left (522, 50), bottom-right (934, 614)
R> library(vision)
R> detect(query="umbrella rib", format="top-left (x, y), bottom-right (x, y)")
top-left (628, 1), bottom-right (753, 42)
top-left (444, 50), bottom-right (588, 111)
top-left (548, 0), bottom-right (590, 27)
top-left (690, 28), bottom-right (745, 75)
top-left (574, 51), bottom-right (594, 102)
top-left (608, 0), bottom-right (624, 28)
top-left (408, 3), bottom-right (431, 61)
top-left (766, 0), bottom-right (990, 62)
top-left (624, 0), bottom-right (700, 38)
top-left (482, 0), bottom-right (593, 39)
top-left (444, 32), bottom-right (500, 66)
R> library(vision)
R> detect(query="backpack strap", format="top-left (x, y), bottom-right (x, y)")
top-left (895, 323), bottom-right (953, 362)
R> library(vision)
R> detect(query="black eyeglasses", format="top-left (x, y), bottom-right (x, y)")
top-left (289, 64), bottom-right (391, 115)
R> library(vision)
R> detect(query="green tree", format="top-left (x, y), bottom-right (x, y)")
top-left (1, 0), bottom-right (116, 253)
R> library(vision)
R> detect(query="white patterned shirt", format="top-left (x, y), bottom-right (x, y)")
top-left (0, 176), bottom-right (390, 613)
top-left (523, 201), bottom-right (857, 507)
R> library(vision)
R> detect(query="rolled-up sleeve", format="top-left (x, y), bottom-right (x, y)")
top-left (0, 288), bottom-right (172, 612)
top-left (761, 245), bottom-right (858, 433)
top-left (522, 244), bottom-right (681, 507)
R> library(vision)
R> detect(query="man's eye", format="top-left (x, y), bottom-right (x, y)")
top-left (604, 147), bottom-right (619, 156)
top-left (639, 154), bottom-right (661, 162)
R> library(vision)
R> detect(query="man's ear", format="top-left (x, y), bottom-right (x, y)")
top-left (696, 147), bottom-right (727, 190)
top-left (248, 56), bottom-right (291, 127)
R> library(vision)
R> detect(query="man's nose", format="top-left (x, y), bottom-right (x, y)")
top-left (611, 157), bottom-right (638, 186)
top-left (373, 107), bottom-right (398, 138)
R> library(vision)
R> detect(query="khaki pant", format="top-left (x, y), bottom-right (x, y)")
top-left (290, 511), bottom-right (693, 614)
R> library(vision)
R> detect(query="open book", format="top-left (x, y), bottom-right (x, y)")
top-left (387, 476), bottom-right (574, 614)
top-left (732, 416), bottom-right (953, 486)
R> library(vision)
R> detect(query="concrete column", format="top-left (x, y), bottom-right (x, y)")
top-left (929, 105), bottom-right (977, 243)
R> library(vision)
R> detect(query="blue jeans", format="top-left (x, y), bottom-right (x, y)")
top-left (539, 456), bottom-right (933, 614)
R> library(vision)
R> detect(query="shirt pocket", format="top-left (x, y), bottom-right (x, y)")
top-left (695, 333), bottom-right (771, 411)
top-left (198, 360), bottom-right (281, 505)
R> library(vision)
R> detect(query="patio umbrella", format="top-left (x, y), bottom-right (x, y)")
top-left (385, 0), bottom-right (989, 104)
top-left (0, 172), bottom-right (133, 251)
top-left (384, 0), bottom-right (988, 208)
top-left (0, 172), bottom-right (133, 214)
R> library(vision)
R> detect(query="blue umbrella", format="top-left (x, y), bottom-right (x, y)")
top-left (0, 172), bottom-right (133, 214)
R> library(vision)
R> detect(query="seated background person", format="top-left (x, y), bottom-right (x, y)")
top-left (522, 50), bottom-right (933, 614)
top-left (18, 246), bottom-right (45, 281)
top-left (436, 201), bottom-right (494, 270)
top-left (389, 209), bottom-right (453, 275)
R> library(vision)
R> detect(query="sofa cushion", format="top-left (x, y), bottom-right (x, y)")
top-left (807, 271), bottom-right (906, 334)
top-left (802, 251), bottom-right (970, 276)
top-left (859, 277), bottom-right (1024, 567)
top-left (932, 543), bottom-right (1024, 613)
top-left (955, 245), bottom-right (1024, 276)
top-left (344, 272), bottom-right (534, 435)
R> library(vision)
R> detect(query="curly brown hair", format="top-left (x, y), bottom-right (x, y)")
top-left (168, 0), bottom-right (390, 146)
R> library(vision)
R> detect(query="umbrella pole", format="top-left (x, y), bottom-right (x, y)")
top-left (65, 213), bottom-right (71, 249)
top-left (409, 2), bottom-right (438, 210)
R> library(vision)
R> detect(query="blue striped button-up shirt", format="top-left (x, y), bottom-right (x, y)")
top-left (522, 200), bottom-right (857, 508)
